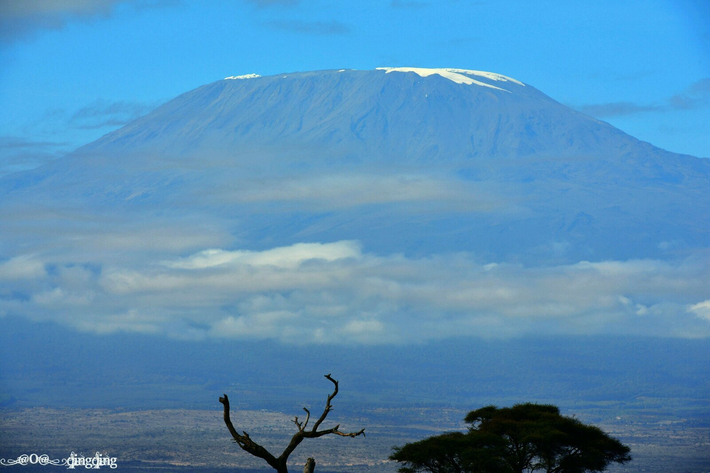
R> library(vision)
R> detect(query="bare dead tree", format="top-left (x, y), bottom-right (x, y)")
top-left (219, 374), bottom-right (365, 473)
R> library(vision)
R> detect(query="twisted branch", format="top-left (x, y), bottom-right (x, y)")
top-left (219, 374), bottom-right (365, 473)
top-left (279, 374), bottom-right (365, 462)
top-left (219, 394), bottom-right (280, 470)
top-left (293, 407), bottom-right (311, 432)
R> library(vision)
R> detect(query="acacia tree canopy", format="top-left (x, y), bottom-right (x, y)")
top-left (391, 403), bottom-right (631, 473)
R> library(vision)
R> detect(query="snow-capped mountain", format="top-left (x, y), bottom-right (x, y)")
top-left (2, 67), bottom-right (709, 262)
top-left (79, 67), bottom-right (673, 162)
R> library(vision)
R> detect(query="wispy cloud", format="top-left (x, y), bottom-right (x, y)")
top-left (688, 299), bottom-right (710, 321)
top-left (669, 78), bottom-right (710, 110)
top-left (203, 173), bottom-right (507, 211)
top-left (0, 0), bottom-right (178, 43)
top-left (0, 254), bottom-right (47, 281)
top-left (576, 78), bottom-right (710, 118)
top-left (69, 99), bottom-right (158, 129)
top-left (0, 98), bottom-right (158, 176)
top-left (0, 136), bottom-right (66, 151)
top-left (575, 102), bottom-right (662, 118)
top-left (265, 19), bottom-right (351, 35)
top-left (0, 136), bottom-right (68, 176)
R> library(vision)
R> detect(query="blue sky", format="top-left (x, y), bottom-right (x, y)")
top-left (0, 0), bottom-right (708, 176)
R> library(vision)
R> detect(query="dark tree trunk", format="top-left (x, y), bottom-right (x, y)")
top-left (303, 458), bottom-right (315, 473)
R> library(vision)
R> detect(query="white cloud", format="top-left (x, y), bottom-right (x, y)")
top-left (206, 173), bottom-right (505, 211)
top-left (32, 287), bottom-right (93, 306)
top-left (687, 300), bottom-right (710, 321)
top-left (166, 241), bottom-right (362, 269)
top-left (2, 241), bottom-right (710, 343)
top-left (211, 311), bottom-right (301, 339)
top-left (72, 308), bottom-right (166, 335)
top-left (0, 255), bottom-right (46, 280)
top-left (340, 319), bottom-right (387, 344)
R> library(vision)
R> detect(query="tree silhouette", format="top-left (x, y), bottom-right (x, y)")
top-left (219, 374), bottom-right (365, 473)
top-left (391, 403), bottom-right (631, 473)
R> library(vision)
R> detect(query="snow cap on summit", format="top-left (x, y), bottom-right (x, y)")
top-left (376, 67), bottom-right (524, 92)
top-left (225, 73), bottom-right (261, 80)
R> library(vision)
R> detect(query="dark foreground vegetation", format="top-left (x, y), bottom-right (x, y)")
top-left (391, 404), bottom-right (631, 473)
top-left (219, 375), bottom-right (364, 473)
top-left (214, 375), bottom-right (629, 473)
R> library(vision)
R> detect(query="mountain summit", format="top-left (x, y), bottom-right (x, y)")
top-left (80, 67), bottom-right (667, 164)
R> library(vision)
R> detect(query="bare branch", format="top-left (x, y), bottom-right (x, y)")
top-left (294, 407), bottom-right (313, 432)
top-left (220, 375), bottom-right (364, 472)
top-left (219, 394), bottom-right (280, 470)
top-left (306, 375), bottom-right (365, 438)
top-left (311, 374), bottom-right (338, 432)
top-left (335, 428), bottom-right (367, 438)
top-left (309, 425), bottom-right (366, 438)
top-left (302, 407), bottom-right (311, 431)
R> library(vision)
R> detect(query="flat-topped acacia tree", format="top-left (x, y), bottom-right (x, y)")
top-left (391, 403), bottom-right (631, 473)
top-left (219, 374), bottom-right (365, 473)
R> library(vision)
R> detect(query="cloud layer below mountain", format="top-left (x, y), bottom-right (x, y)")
top-left (2, 237), bottom-right (709, 343)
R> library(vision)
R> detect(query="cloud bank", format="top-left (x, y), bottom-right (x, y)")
top-left (2, 239), bottom-right (709, 343)
top-left (0, 136), bottom-right (69, 176)
top-left (69, 99), bottom-right (158, 130)
top-left (0, 0), bottom-right (177, 43)
top-left (576, 78), bottom-right (710, 118)
top-left (204, 173), bottom-right (506, 211)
